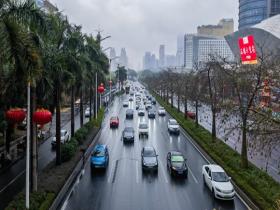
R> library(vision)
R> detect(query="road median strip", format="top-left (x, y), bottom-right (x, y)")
top-left (151, 90), bottom-right (280, 210)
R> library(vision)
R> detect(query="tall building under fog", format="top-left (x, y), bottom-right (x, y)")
top-left (159, 45), bottom-right (165, 67)
top-left (119, 48), bottom-right (128, 68)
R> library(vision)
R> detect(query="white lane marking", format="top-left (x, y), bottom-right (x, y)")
top-left (188, 167), bottom-right (198, 184)
top-left (0, 170), bottom-right (25, 194)
top-left (159, 160), bottom-right (169, 183)
top-left (135, 160), bottom-right (139, 184)
top-left (175, 117), bottom-right (252, 209)
top-left (107, 161), bottom-right (115, 183)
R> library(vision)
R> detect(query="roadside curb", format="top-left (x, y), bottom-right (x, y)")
top-left (49, 128), bottom-right (101, 210)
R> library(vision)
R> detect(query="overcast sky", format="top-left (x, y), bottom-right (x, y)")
top-left (51, 0), bottom-right (238, 70)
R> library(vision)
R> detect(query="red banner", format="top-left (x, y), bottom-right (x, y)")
top-left (238, 35), bottom-right (258, 65)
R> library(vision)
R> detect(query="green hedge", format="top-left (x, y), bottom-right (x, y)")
top-left (153, 92), bottom-right (280, 210)
top-left (5, 192), bottom-right (55, 210)
top-left (61, 107), bottom-right (105, 162)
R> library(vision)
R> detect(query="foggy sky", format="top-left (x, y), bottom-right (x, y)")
top-left (51, 0), bottom-right (238, 70)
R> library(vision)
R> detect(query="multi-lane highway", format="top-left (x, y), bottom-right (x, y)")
top-left (64, 84), bottom-right (249, 210)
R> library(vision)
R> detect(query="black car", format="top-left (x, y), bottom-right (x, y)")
top-left (126, 109), bottom-right (134, 119)
top-left (122, 127), bottom-right (135, 143)
top-left (167, 151), bottom-right (188, 178)
top-left (152, 99), bottom-right (156, 105)
top-left (142, 146), bottom-right (158, 172)
top-left (148, 109), bottom-right (156, 119)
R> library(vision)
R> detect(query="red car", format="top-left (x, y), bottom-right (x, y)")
top-left (110, 116), bottom-right (119, 128)
top-left (185, 112), bottom-right (196, 120)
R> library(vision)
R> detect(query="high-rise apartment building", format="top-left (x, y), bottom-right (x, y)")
top-left (176, 35), bottom-right (185, 67)
top-left (197, 19), bottom-right (234, 37)
top-left (239, 0), bottom-right (280, 29)
top-left (119, 48), bottom-right (128, 68)
top-left (184, 34), bottom-right (233, 69)
top-left (159, 45), bottom-right (165, 67)
top-left (198, 39), bottom-right (234, 64)
top-left (109, 48), bottom-right (117, 71)
top-left (143, 52), bottom-right (157, 70)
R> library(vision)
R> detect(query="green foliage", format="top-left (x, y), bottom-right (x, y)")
top-left (74, 127), bottom-right (88, 145)
top-left (5, 192), bottom-right (55, 210)
top-left (61, 138), bottom-right (78, 162)
top-left (153, 92), bottom-right (280, 210)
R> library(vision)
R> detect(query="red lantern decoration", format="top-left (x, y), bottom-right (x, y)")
top-left (33, 109), bottom-right (52, 125)
top-left (6, 108), bottom-right (26, 124)
top-left (98, 85), bottom-right (105, 94)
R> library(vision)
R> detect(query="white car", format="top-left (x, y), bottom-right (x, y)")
top-left (138, 122), bottom-right (149, 137)
top-left (158, 106), bottom-right (166, 116)
top-left (51, 130), bottom-right (70, 146)
top-left (85, 107), bottom-right (91, 117)
top-left (145, 102), bottom-right (152, 110)
top-left (138, 107), bottom-right (145, 116)
top-left (123, 101), bottom-right (129, 107)
top-left (167, 119), bottom-right (180, 135)
top-left (202, 164), bottom-right (235, 200)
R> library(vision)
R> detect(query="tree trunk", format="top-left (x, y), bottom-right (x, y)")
top-left (79, 88), bottom-right (83, 127)
top-left (55, 83), bottom-right (61, 165)
top-left (89, 83), bottom-right (92, 119)
top-left (211, 107), bottom-right (216, 141)
top-left (241, 117), bottom-right (248, 168)
top-left (184, 97), bottom-right (188, 119)
top-left (177, 94), bottom-right (180, 112)
top-left (171, 91), bottom-right (174, 108)
top-left (195, 100), bottom-right (199, 127)
top-left (70, 85), bottom-right (75, 137)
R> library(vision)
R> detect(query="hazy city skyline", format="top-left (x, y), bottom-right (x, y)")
top-left (51, 0), bottom-right (238, 69)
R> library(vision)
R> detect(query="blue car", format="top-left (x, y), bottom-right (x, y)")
top-left (91, 144), bottom-right (109, 169)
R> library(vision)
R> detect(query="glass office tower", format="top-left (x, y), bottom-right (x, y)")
top-left (239, 0), bottom-right (280, 29)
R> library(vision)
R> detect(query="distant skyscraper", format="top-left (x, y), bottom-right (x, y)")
top-left (239, 0), bottom-right (280, 29)
top-left (109, 48), bottom-right (117, 71)
top-left (119, 48), bottom-right (128, 68)
top-left (159, 45), bottom-right (165, 68)
top-left (165, 55), bottom-right (177, 67)
top-left (197, 19), bottom-right (234, 37)
top-left (143, 52), bottom-right (152, 70)
top-left (176, 35), bottom-right (185, 67)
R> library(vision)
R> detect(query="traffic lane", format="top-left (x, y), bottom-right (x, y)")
top-left (151, 103), bottom-right (247, 210)
top-left (66, 98), bottom-right (199, 210)
top-left (65, 97), bottom-right (128, 210)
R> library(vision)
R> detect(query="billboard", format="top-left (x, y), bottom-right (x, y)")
top-left (238, 35), bottom-right (258, 65)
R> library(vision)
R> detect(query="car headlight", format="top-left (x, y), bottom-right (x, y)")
top-left (215, 187), bottom-right (222, 192)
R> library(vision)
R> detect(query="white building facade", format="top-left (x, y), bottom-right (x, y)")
top-left (198, 39), bottom-right (234, 63)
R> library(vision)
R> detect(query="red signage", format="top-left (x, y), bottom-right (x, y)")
top-left (238, 35), bottom-right (257, 65)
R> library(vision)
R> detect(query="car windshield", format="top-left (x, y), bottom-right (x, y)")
top-left (170, 120), bottom-right (178, 125)
top-left (171, 155), bottom-right (184, 162)
top-left (93, 149), bottom-right (105, 157)
top-left (212, 172), bottom-right (229, 182)
top-left (124, 127), bottom-right (134, 133)
top-left (60, 131), bottom-right (66, 136)
top-left (143, 149), bottom-right (156, 157)
top-left (139, 124), bottom-right (148, 129)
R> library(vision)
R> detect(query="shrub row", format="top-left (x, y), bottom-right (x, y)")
top-left (61, 107), bottom-right (105, 162)
top-left (153, 92), bottom-right (280, 210)
top-left (5, 192), bottom-right (55, 210)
